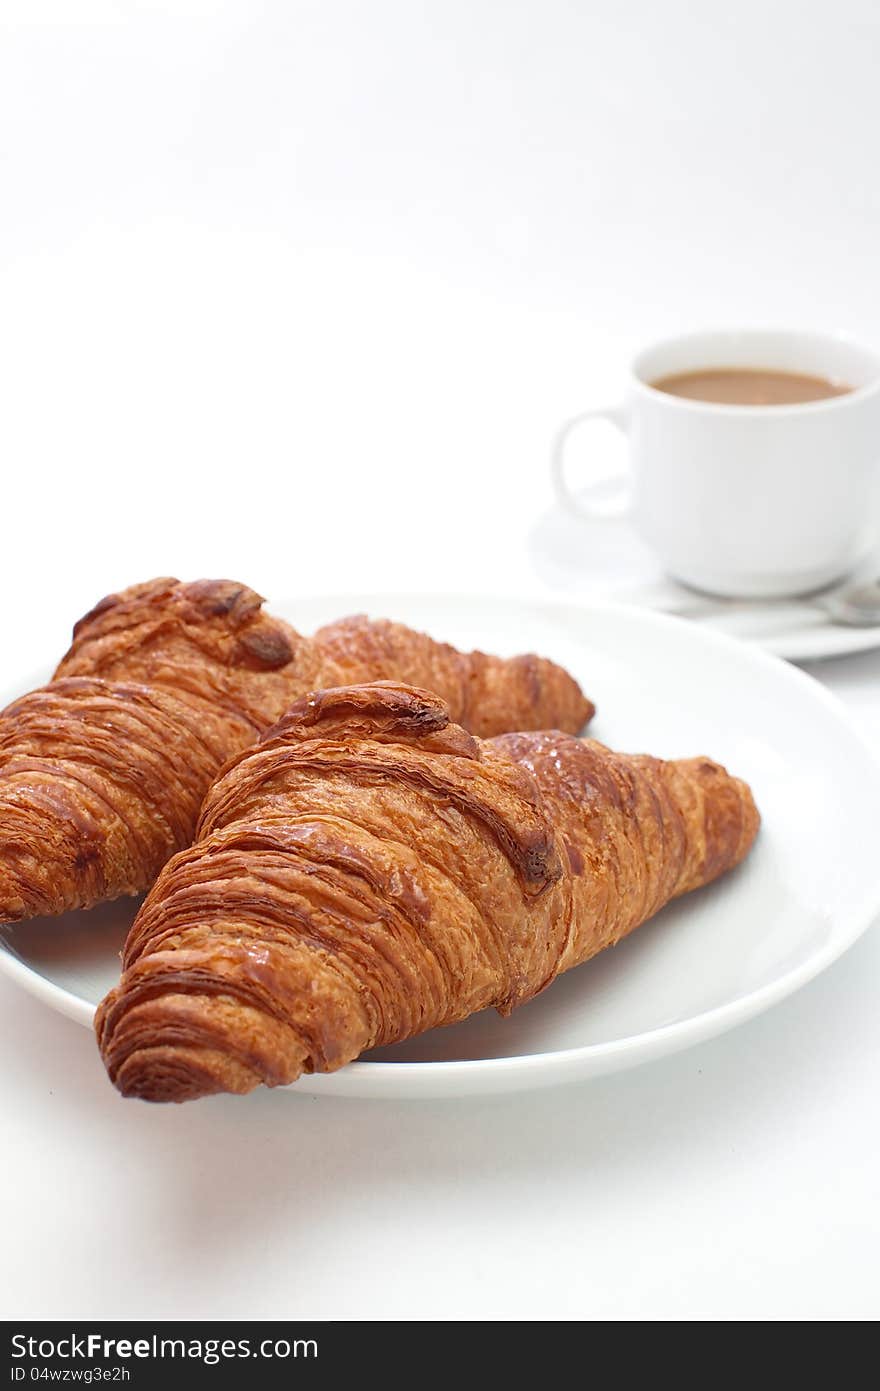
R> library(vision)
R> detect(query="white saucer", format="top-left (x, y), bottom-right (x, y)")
top-left (2, 594), bottom-right (879, 1099)
top-left (528, 501), bottom-right (880, 662)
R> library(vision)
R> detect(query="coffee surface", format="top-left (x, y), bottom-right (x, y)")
top-left (651, 367), bottom-right (851, 406)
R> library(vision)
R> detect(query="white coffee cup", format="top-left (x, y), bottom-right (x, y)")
top-left (551, 328), bottom-right (880, 598)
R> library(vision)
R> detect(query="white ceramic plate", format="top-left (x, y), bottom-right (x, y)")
top-left (2, 595), bottom-right (879, 1099)
top-left (529, 499), bottom-right (880, 661)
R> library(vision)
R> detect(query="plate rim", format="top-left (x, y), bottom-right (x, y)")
top-left (2, 592), bottom-right (880, 1096)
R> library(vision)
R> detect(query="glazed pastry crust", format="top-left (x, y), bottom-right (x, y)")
top-left (0, 580), bottom-right (593, 922)
top-left (311, 614), bottom-right (592, 740)
top-left (96, 682), bottom-right (759, 1102)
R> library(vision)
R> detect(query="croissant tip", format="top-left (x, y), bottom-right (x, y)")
top-left (0, 858), bottom-right (62, 923)
top-left (264, 682), bottom-right (456, 745)
top-left (100, 1030), bottom-right (269, 1103)
top-left (117, 1078), bottom-right (213, 1105)
top-left (110, 1056), bottom-right (224, 1104)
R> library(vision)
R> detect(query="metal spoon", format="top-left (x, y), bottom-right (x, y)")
top-left (817, 578), bottom-right (880, 626)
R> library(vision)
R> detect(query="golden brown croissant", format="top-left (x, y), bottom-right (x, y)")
top-left (96, 681), bottom-right (759, 1102)
top-left (0, 580), bottom-right (592, 922)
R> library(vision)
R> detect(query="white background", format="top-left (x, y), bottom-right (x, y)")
top-left (1, 0), bottom-right (879, 1321)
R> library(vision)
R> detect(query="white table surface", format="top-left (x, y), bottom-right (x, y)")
top-left (2, 0), bottom-right (879, 1323)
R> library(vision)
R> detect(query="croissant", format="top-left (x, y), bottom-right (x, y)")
top-left (0, 580), bottom-right (592, 923)
top-left (96, 681), bottom-right (759, 1102)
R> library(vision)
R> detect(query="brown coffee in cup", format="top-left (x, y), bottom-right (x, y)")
top-left (651, 367), bottom-right (851, 406)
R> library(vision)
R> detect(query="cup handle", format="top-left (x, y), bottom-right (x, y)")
top-left (551, 405), bottom-right (632, 520)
